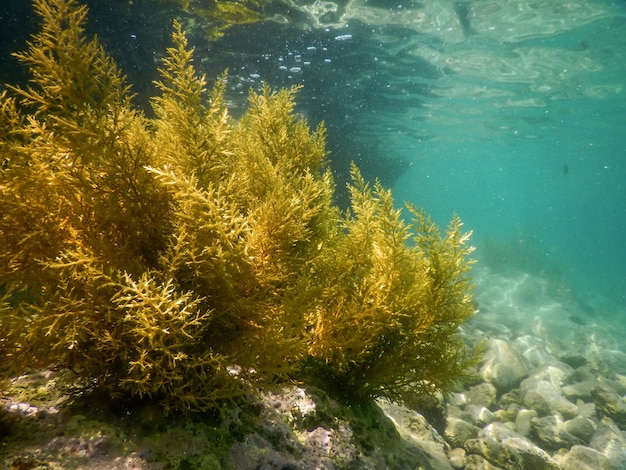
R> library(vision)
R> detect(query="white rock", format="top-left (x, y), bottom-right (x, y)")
top-left (515, 409), bottom-right (538, 436)
top-left (448, 447), bottom-right (466, 469)
top-left (555, 445), bottom-right (612, 469)
top-left (480, 338), bottom-right (530, 392)
top-left (521, 379), bottom-right (578, 419)
top-left (515, 335), bottom-right (555, 368)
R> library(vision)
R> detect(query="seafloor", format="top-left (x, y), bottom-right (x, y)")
top-left (1, 267), bottom-right (625, 469)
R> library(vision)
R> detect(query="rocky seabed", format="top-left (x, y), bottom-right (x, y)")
top-left (2, 268), bottom-right (626, 469)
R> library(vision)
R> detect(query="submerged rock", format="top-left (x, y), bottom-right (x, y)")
top-left (480, 339), bottom-right (530, 393)
top-left (469, 422), bottom-right (561, 469)
top-left (555, 445), bottom-right (616, 470)
top-left (465, 453), bottom-right (504, 469)
top-left (515, 409), bottom-right (538, 436)
top-left (379, 400), bottom-right (455, 470)
top-left (445, 417), bottom-right (481, 448)
top-left (562, 416), bottom-right (597, 444)
top-left (591, 384), bottom-right (626, 428)
top-left (466, 383), bottom-right (498, 410)
top-left (464, 435), bottom-right (560, 470)
top-left (515, 335), bottom-right (555, 368)
top-left (589, 419), bottom-right (626, 466)
top-left (562, 380), bottom-right (597, 402)
top-left (530, 414), bottom-right (585, 451)
top-left (521, 379), bottom-right (578, 419)
top-left (464, 405), bottom-right (496, 428)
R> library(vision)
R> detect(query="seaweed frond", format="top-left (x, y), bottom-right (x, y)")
top-left (304, 163), bottom-right (476, 404)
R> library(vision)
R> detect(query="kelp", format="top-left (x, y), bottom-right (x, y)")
top-left (0, 0), bottom-right (477, 412)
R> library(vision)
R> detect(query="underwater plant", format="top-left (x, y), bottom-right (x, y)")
top-left (303, 164), bottom-right (477, 403)
top-left (171, 0), bottom-right (266, 41)
top-left (0, 0), bottom-right (476, 412)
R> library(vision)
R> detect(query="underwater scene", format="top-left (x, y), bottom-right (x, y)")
top-left (0, 0), bottom-right (625, 468)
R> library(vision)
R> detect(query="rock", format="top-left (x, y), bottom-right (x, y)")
top-left (515, 409), bottom-right (537, 436)
top-left (466, 383), bottom-right (497, 409)
top-left (562, 380), bottom-right (597, 402)
top-left (495, 389), bottom-right (524, 422)
top-left (447, 392), bottom-right (468, 409)
top-left (530, 414), bottom-right (585, 451)
top-left (464, 405), bottom-right (496, 428)
top-left (379, 400), bottom-right (455, 470)
top-left (589, 419), bottom-right (626, 466)
top-left (475, 422), bottom-right (561, 469)
top-left (235, 387), bottom-right (461, 470)
top-left (230, 433), bottom-right (304, 470)
top-left (301, 424), bottom-right (357, 467)
top-left (494, 404), bottom-right (521, 424)
top-left (559, 352), bottom-right (588, 369)
top-left (46, 435), bottom-right (113, 460)
top-left (591, 384), bottom-right (626, 428)
top-left (526, 363), bottom-right (573, 389)
top-left (562, 416), bottom-right (596, 444)
top-left (7, 402), bottom-right (39, 416)
top-left (564, 365), bottom-right (598, 384)
top-left (446, 403), bottom-right (464, 420)
top-left (464, 436), bottom-right (560, 470)
top-left (480, 339), bottom-right (530, 393)
top-left (609, 374), bottom-right (626, 395)
top-left (445, 417), bottom-right (481, 448)
top-left (521, 379), bottom-right (578, 419)
top-left (480, 422), bottom-right (521, 441)
top-left (591, 348), bottom-right (626, 375)
top-left (555, 445), bottom-right (614, 469)
top-left (448, 447), bottom-right (467, 469)
top-left (465, 453), bottom-right (504, 469)
top-left (515, 335), bottom-right (555, 368)
top-left (577, 401), bottom-right (596, 419)
top-left (498, 389), bottom-right (524, 408)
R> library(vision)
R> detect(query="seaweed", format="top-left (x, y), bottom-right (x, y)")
top-left (303, 163), bottom-right (477, 404)
top-left (0, 0), bottom-right (477, 413)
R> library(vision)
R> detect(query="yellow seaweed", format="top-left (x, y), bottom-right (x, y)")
top-left (0, 0), bottom-right (477, 412)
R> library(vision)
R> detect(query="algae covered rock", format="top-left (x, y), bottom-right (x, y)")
top-left (591, 384), bottom-right (626, 428)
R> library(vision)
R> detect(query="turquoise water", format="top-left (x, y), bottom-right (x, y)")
top-left (384, 4), bottom-right (626, 313)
